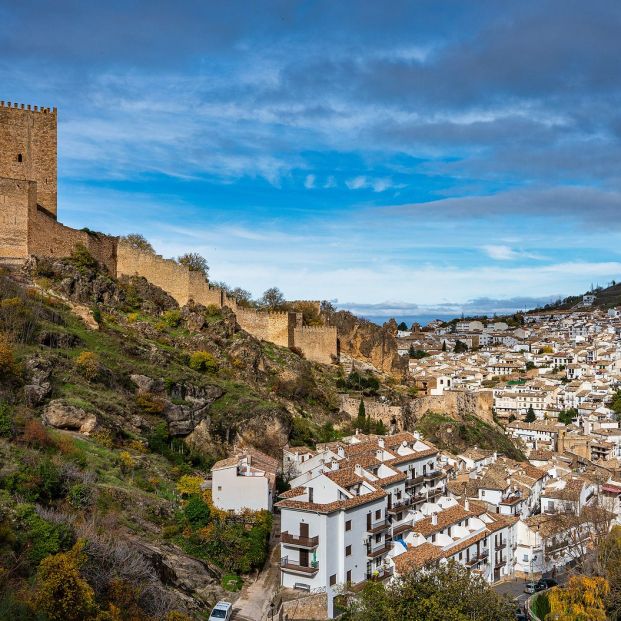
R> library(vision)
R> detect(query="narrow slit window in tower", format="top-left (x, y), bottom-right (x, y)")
top-left (17, 153), bottom-right (23, 163)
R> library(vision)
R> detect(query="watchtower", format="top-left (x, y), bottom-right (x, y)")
top-left (0, 101), bottom-right (57, 216)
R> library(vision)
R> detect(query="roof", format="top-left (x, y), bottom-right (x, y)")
top-left (393, 543), bottom-right (445, 574)
top-left (275, 487), bottom-right (387, 515)
top-left (412, 505), bottom-right (473, 537)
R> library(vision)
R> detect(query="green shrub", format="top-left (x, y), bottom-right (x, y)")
top-left (162, 309), bottom-right (182, 327)
top-left (183, 495), bottom-right (211, 528)
top-left (189, 351), bottom-right (218, 373)
top-left (135, 392), bottom-right (166, 415)
top-left (0, 401), bottom-right (12, 437)
top-left (221, 573), bottom-right (243, 592)
top-left (67, 483), bottom-right (93, 509)
top-left (69, 244), bottom-right (98, 270)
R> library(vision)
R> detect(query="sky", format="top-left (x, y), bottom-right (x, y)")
top-left (2, 0), bottom-right (621, 319)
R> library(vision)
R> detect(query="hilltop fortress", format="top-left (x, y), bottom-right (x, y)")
top-left (0, 101), bottom-right (337, 364)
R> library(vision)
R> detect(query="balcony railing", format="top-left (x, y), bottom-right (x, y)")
top-left (365, 566), bottom-right (394, 581)
top-left (367, 519), bottom-right (389, 534)
top-left (494, 556), bottom-right (506, 569)
top-left (387, 498), bottom-right (412, 513)
top-left (405, 475), bottom-right (425, 488)
top-left (424, 470), bottom-right (445, 481)
top-left (392, 522), bottom-right (413, 537)
top-left (366, 542), bottom-right (392, 558)
top-left (280, 556), bottom-right (319, 575)
top-left (281, 531), bottom-right (319, 549)
top-left (466, 551), bottom-right (489, 566)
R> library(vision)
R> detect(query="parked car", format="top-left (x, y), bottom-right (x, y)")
top-left (537, 577), bottom-right (558, 590)
top-left (208, 601), bottom-right (233, 620)
top-left (524, 581), bottom-right (538, 594)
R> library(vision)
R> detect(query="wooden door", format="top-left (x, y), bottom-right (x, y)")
top-left (367, 512), bottom-right (372, 529)
top-left (300, 522), bottom-right (309, 538)
top-left (299, 549), bottom-right (309, 567)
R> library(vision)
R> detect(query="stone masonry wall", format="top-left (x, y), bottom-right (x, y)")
top-left (0, 178), bottom-right (35, 262)
top-left (0, 101), bottom-right (57, 215)
top-left (339, 394), bottom-right (403, 426)
top-left (234, 307), bottom-right (294, 348)
top-left (294, 325), bottom-right (338, 364)
top-left (28, 208), bottom-right (118, 275)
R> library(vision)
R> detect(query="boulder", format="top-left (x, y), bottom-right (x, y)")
top-left (130, 374), bottom-right (163, 394)
top-left (43, 399), bottom-right (97, 434)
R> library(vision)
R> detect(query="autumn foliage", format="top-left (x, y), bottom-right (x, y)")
top-left (546, 576), bottom-right (609, 621)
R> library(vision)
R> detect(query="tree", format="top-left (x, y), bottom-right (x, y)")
top-left (356, 399), bottom-right (367, 432)
top-left (320, 300), bottom-right (336, 314)
top-left (397, 321), bottom-right (408, 331)
top-left (177, 252), bottom-right (209, 277)
top-left (546, 576), bottom-right (609, 621)
top-left (442, 340), bottom-right (447, 352)
top-left (454, 340), bottom-right (468, 353)
top-left (259, 287), bottom-right (286, 310)
top-left (525, 405), bottom-right (536, 422)
top-left (344, 562), bottom-right (514, 621)
top-left (609, 390), bottom-right (621, 421)
top-left (119, 233), bottom-right (154, 253)
top-left (33, 540), bottom-right (97, 621)
top-left (558, 408), bottom-right (578, 425)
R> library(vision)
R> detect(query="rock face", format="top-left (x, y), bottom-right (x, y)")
top-left (406, 390), bottom-right (495, 425)
top-left (328, 311), bottom-right (407, 375)
top-left (43, 399), bottom-right (97, 434)
top-left (23, 356), bottom-right (52, 406)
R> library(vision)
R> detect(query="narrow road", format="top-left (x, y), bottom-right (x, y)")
top-left (233, 515), bottom-right (281, 621)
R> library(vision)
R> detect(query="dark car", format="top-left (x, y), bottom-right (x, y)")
top-left (537, 577), bottom-right (558, 590)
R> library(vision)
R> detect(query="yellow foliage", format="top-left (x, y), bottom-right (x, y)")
top-left (546, 575), bottom-right (609, 621)
top-left (127, 312), bottom-right (140, 323)
top-left (202, 489), bottom-right (228, 521)
top-left (176, 474), bottom-right (203, 497)
top-left (166, 612), bottom-right (193, 621)
top-left (0, 333), bottom-right (17, 375)
top-left (118, 451), bottom-right (135, 472)
top-left (33, 539), bottom-right (96, 621)
top-left (76, 351), bottom-right (100, 381)
top-left (128, 439), bottom-right (148, 453)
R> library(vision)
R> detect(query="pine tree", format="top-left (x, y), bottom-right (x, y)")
top-left (525, 405), bottom-right (536, 423)
top-left (357, 398), bottom-right (366, 431)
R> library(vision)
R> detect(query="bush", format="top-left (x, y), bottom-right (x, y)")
top-left (75, 351), bottom-right (100, 381)
top-left (177, 252), bottom-right (209, 276)
top-left (21, 419), bottom-right (53, 449)
top-left (0, 401), bottom-right (12, 437)
top-left (67, 483), bottom-right (93, 509)
top-left (162, 309), bottom-right (182, 327)
top-left (135, 392), bottom-right (166, 415)
top-left (119, 233), bottom-right (154, 253)
top-left (70, 244), bottom-right (99, 271)
top-left (183, 495), bottom-right (211, 527)
top-left (0, 334), bottom-right (17, 376)
top-left (189, 351), bottom-right (218, 373)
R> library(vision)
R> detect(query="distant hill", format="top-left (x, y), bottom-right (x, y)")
top-left (532, 280), bottom-right (621, 313)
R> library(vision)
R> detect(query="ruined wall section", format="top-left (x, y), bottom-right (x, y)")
top-left (293, 325), bottom-right (337, 364)
top-left (0, 102), bottom-right (57, 215)
top-left (0, 178), bottom-right (36, 262)
top-left (339, 394), bottom-right (403, 427)
top-left (28, 207), bottom-right (118, 275)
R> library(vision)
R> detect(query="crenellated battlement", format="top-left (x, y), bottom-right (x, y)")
top-left (0, 101), bottom-right (57, 114)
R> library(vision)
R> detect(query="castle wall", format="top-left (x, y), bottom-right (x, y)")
top-left (339, 394), bottom-right (403, 426)
top-left (28, 208), bottom-right (117, 275)
top-left (235, 308), bottom-right (294, 348)
top-left (0, 102), bottom-right (57, 215)
top-left (0, 178), bottom-right (36, 262)
top-left (293, 325), bottom-right (337, 364)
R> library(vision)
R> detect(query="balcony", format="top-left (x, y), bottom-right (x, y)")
top-left (466, 551), bottom-right (489, 567)
top-left (366, 542), bottom-right (392, 558)
top-left (387, 498), bottom-right (412, 514)
top-left (392, 522), bottom-right (413, 537)
top-left (367, 519), bottom-right (389, 534)
top-left (424, 470), bottom-right (445, 482)
top-left (281, 531), bottom-right (319, 549)
top-left (280, 556), bottom-right (319, 576)
top-left (405, 475), bottom-right (424, 488)
top-left (494, 557), bottom-right (506, 569)
top-left (365, 566), bottom-right (394, 582)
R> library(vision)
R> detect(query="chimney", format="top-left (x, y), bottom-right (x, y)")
top-left (464, 498), bottom-right (470, 511)
top-left (355, 464), bottom-right (364, 477)
top-left (355, 428), bottom-right (360, 436)
top-left (432, 512), bottom-right (438, 526)
top-left (378, 437), bottom-right (385, 448)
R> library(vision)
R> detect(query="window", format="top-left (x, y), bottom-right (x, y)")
top-left (431, 534), bottom-right (436, 542)
top-left (346, 570), bottom-right (351, 583)
top-left (459, 552), bottom-right (463, 560)
top-left (330, 574), bottom-right (336, 586)
top-left (217, 486), bottom-right (222, 491)
top-left (308, 487), bottom-right (314, 503)
top-left (17, 153), bottom-right (23, 163)
top-left (375, 509), bottom-right (381, 520)
top-left (523, 554), bottom-right (529, 562)
top-left (481, 490), bottom-right (486, 497)
top-left (375, 534), bottom-right (381, 543)
top-left (345, 520), bottom-right (351, 532)
top-left (345, 545), bottom-right (352, 557)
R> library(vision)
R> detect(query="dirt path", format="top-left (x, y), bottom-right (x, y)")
top-left (233, 515), bottom-right (281, 621)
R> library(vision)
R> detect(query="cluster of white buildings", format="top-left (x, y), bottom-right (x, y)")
top-left (270, 430), bottom-right (621, 617)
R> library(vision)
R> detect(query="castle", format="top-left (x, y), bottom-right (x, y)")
top-left (0, 101), bottom-right (337, 364)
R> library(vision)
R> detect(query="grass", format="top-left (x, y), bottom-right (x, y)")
top-left (220, 573), bottom-right (243, 592)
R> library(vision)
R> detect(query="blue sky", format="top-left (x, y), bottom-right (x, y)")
top-left (2, 0), bottom-right (621, 318)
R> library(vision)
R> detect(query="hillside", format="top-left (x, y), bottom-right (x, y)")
top-left (533, 280), bottom-right (621, 313)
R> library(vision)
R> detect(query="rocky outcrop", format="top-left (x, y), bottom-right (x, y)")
top-left (328, 311), bottom-right (407, 375)
top-left (43, 399), bottom-right (97, 434)
top-left (23, 355), bottom-right (52, 406)
top-left (407, 390), bottom-right (494, 425)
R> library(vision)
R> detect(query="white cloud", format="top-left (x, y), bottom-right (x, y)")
top-left (304, 174), bottom-right (316, 189)
top-left (345, 175), bottom-right (395, 192)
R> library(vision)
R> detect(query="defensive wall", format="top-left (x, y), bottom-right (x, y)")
top-left (339, 394), bottom-right (403, 427)
top-left (0, 101), bottom-right (338, 364)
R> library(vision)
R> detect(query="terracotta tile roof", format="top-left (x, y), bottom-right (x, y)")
top-left (236, 446), bottom-right (279, 473)
top-left (524, 513), bottom-right (576, 538)
top-left (385, 447), bottom-right (438, 466)
top-left (445, 530), bottom-right (488, 556)
top-left (382, 432), bottom-right (419, 448)
top-left (393, 543), bottom-right (445, 574)
top-left (279, 486), bottom-right (305, 499)
top-left (486, 513), bottom-right (519, 532)
top-left (211, 456), bottom-right (241, 471)
top-left (275, 487), bottom-right (387, 514)
top-left (542, 477), bottom-right (585, 501)
top-left (376, 471), bottom-right (408, 487)
top-left (412, 505), bottom-right (473, 537)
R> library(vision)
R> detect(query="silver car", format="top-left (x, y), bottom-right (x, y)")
top-left (208, 601), bottom-right (232, 621)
